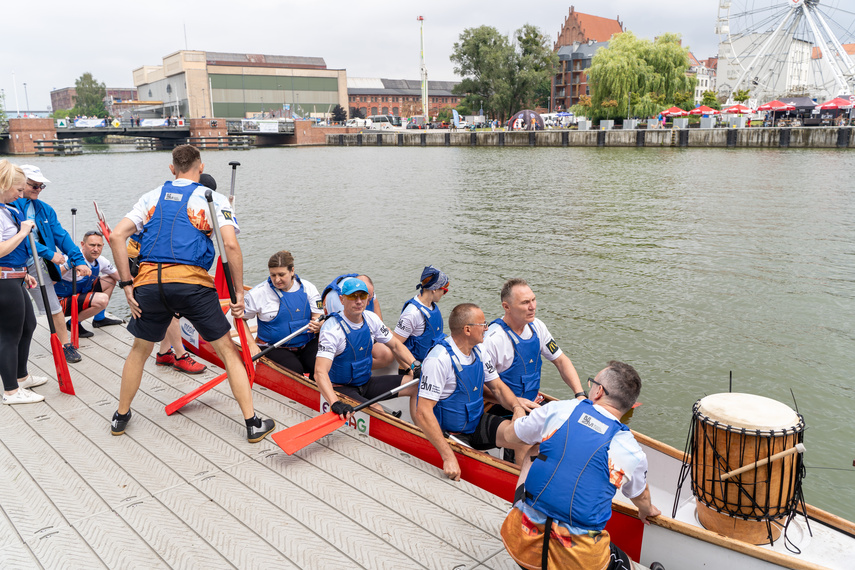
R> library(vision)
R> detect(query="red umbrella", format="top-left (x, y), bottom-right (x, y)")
top-left (757, 100), bottom-right (792, 111)
top-left (688, 105), bottom-right (721, 115)
top-left (815, 97), bottom-right (854, 110)
top-left (660, 106), bottom-right (688, 117)
top-left (722, 104), bottom-right (754, 114)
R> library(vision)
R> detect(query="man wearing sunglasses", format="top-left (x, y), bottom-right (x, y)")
top-left (54, 230), bottom-right (123, 338)
top-left (315, 277), bottom-right (420, 419)
top-left (499, 361), bottom-right (660, 570)
top-left (14, 165), bottom-right (91, 364)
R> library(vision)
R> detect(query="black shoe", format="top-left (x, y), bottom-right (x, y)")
top-left (111, 410), bottom-right (132, 436)
top-left (247, 418), bottom-right (275, 443)
top-left (66, 320), bottom-right (94, 338)
top-left (93, 316), bottom-right (123, 328)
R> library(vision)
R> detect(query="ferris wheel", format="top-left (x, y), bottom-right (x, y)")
top-left (716, 0), bottom-right (855, 101)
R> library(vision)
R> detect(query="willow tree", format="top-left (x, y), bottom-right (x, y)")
top-left (584, 32), bottom-right (696, 121)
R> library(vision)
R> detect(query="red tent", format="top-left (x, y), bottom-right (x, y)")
top-left (815, 97), bottom-right (854, 110)
top-left (722, 104), bottom-right (753, 114)
top-left (757, 100), bottom-right (795, 111)
top-left (660, 106), bottom-right (688, 117)
top-left (689, 105), bottom-right (721, 115)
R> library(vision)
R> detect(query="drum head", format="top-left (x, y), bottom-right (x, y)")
top-left (697, 393), bottom-right (798, 430)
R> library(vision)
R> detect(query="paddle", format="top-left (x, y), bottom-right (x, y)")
top-left (205, 189), bottom-right (254, 381)
top-left (213, 161), bottom-right (239, 300)
top-left (271, 377), bottom-right (420, 455)
top-left (93, 200), bottom-right (111, 240)
top-left (28, 233), bottom-right (75, 395)
top-left (165, 314), bottom-right (329, 415)
top-left (70, 208), bottom-right (79, 348)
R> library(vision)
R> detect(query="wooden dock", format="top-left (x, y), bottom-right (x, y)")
top-left (0, 318), bottom-right (517, 569)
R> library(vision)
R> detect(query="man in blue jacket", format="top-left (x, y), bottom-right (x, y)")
top-left (14, 165), bottom-right (91, 363)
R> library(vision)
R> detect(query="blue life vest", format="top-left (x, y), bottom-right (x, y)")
top-left (322, 273), bottom-right (375, 312)
top-left (54, 258), bottom-right (101, 298)
top-left (328, 312), bottom-right (373, 386)
top-left (0, 205), bottom-right (29, 267)
top-left (401, 297), bottom-right (443, 361)
top-left (523, 400), bottom-right (628, 530)
top-left (139, 182), bottom-right (215, 270)
top-left (433, 340), bottom-right (485, 434)
top-left (257, 276), bottom-right (313, 348)
top-left (492, 319), bottom-right (542, 400)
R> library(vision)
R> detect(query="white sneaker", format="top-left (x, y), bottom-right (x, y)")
top-left (18, 374), bottom-right (48, 389)
top-left (2, 389), bottom-right (45, 405)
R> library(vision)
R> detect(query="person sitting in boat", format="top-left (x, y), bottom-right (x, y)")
top-left (481, 278), bottom-right (585, 413)
top-left (322, 273), bottom-right (395, 369)
top-left (415, 303), bottom-right (535, 481)
top-left (392, 265), bottom-right (449, 369)
top-left (499, 360), bottom-right (661, 570)
top-left (244, 250), bottom-right (324, 378)
top-left (54, 229), bottom-right (123, 338)
top-left (316, 277), bottom-right (420, 419)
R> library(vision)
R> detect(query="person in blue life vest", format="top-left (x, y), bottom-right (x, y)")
top-left (54, 230), bottom-right (123, 337)
top-left (415, 303), bottom-right (537, 481)
top-left (322, 272), bottom-right (396, 369)
top-left (107, 145), bottom-right (275, 443)
top-left (499, 361), bottom-right (661, 570)
top-left (13, 165), bottom-right (91, 364)
top-left (315, 277), bottom-right (421, 420)
top-left (392, 266), bottom-right (449, 370)
top-left (481, 278), bottom-right (585, 414)
top-left (243, 250), bottom-right (324, 378)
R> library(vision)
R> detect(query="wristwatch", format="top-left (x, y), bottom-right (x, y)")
top-left (118, 280), bottom-right (134, 288)
top-left (575, 391), bottom-right (587, 399)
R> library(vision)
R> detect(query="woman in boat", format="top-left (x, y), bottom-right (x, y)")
top-left (244, 250), bottom-right (324, 378)
top-left (393, 265), bottom-right (449, 369)
top-left (0, 160), bottom-right (46, 404)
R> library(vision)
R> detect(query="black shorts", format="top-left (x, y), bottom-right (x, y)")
top-left (451, 412), bottom-right (505, 451)
top-left (59, 280), bottom-right (103, 317)
top-left (127, 283), bottom-right (230, 343)
top-left (334, 374), bottom-right (405, 404)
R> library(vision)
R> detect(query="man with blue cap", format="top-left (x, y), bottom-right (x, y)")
top-left (315, 276), bottom-right (422, 419)
top-left (393, 266), bottom-right (449, 366)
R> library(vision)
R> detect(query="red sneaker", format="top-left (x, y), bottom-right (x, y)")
top-left (173, 353), bottom-right (207, 374)
top-left (156, 349), bottom-right (176, 367)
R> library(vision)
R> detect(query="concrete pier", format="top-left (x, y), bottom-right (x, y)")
top-left (1, 318), bottom-right (517, 569)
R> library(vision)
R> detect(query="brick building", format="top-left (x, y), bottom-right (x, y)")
top-left (552, 6), bottom-right (624, 110)
top-left (688, 53), bottom-right (716, 105)
top-left (50, 87), bottom-right (138, 112)
top-left (347, 78), bottom-right (461, 119)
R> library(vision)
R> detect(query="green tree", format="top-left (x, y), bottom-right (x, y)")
top-left (71, 72), bottom-right (107, 117)
top-left (51, 108), bottom-right (74, 119)
top-left (349, 106), bottom-right (365, 119)
top-left (450, 24), bottom-right (556, 122)
top-left (734, 89), bottom-right (751, 104)
top-left (0, 91), bottom-right (7, 131)
top-left (586, 32), bottom-right (696, 121)
top-left (701, 91), bottom-right (721, 110)
top-left (331, 104), bottom-right (347, 123)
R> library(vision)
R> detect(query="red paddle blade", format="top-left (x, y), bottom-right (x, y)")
top-left (164, 371), bottom-right (227, 415)
top-left (93, 201), bottom-right (112, 240)
top-left (51, 334), bottom-right (75, 395)
top-left (271, 412), bottom-right (346, 455)
top-left (214, 258), bottom-right (228, 299)
top-left (71, 294), bottom-right (79, 348)
top-left (235, 319), bottom-right (255, 383)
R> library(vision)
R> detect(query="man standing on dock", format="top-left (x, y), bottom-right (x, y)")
top-left (499, 360), bottom-right (660, 569)
top-left (108, 145), bottom-right (275, 443)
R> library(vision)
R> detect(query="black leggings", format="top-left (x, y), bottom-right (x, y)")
top-left (263, 336), bottom-right (318, 379)
top-left (0, 279), bottom-right (36, 391)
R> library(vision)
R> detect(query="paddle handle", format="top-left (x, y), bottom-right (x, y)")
top-left (205, 190), bottom-right (237, 304)
top-left (228, 161), bottom-right (240, 210)
top-left (720, 443), bottom-right (805, 481)
top-left (351, 377), bottom-right (419, 414)
top-left (255, 314), bottom-right (330, 359)
top-left (28, 233), bottom-right (56, 334)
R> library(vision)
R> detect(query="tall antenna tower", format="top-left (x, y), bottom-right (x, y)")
top-left (418, 16), bottom-right (429, 122)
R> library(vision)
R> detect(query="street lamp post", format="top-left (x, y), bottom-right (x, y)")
top-left (23, 83), bottom-right (29, 115)
top-left (627, 91), bottom-right (632, 120)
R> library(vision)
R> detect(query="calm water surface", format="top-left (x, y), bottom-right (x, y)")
top-left (20, 144), bottom-right (855, 520)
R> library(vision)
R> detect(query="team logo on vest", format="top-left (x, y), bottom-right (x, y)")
top-left (578, 412), bottom-right (608, 434)
top-left (165, 192), bottom-right (182, 201)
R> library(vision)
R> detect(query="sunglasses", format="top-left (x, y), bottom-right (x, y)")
top-left (343, 292), bottom-right (369, 301)
top-left (83, 230), bottom-right (103, 238)
top-left (27, 182), bottom-right (46, 190)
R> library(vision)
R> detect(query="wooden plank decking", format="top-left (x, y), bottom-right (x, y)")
top-left (0, 318), bottom-right (518, 569)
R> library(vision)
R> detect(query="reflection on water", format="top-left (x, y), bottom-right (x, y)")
top-left (17, 145), bottom-right (855, 520)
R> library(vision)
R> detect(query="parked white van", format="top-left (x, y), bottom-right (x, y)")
top-left (366, 115), bottom-right (395, 129)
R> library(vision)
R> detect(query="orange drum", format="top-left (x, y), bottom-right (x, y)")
top-left (689, 393), bottom-right (805, 544)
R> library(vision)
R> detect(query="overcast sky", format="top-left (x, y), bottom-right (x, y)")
top-left (1, 1), bottom-right (720, 111)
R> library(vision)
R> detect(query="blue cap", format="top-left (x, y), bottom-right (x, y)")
top-left (340, 277), bottom-right (369, 296)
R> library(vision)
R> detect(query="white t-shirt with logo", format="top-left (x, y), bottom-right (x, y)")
top-left (244, 278), bottom-right (323, 323)
top-left (316, 310), bottom-right (392, 361)
top-left (418, 337), bottom-right (499, 402)
top-left (481, 318), bottom-right (563, 374)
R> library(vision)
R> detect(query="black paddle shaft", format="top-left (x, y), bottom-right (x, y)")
top-left (28, 233), bottom-right (57, 334)
top-left (205, 189), bottom-right (238, 304)
top-left (70, 208), bottom-right (77, 297)
top-left (228, 161), bottom-right (240, 202)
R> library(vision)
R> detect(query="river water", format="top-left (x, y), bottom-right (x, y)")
top-left (13, 144), bottom-right (855, 521)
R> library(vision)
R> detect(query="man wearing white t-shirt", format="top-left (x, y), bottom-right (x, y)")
top-left (482, 278), bottom-right (585, 410)
top-left (415, 303), bottom-right (533, 481)
top-left (499, 361), bottom-right (661, 569)
top-left (316, 277), bottom-right (420, 419)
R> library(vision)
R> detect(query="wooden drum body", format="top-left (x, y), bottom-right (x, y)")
top-left (689, 393), bottom-right (805, 544)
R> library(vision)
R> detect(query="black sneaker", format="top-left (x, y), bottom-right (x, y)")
top-left (111, 410), bottom-right (132, 436)
top-left (63, 343), bottom-right (82, 363)
top-left (92, 316), bottom-right (124, 328)
top-left (247, 418), bottom-right (275, 443)
top-left (66, 320), bottom-right (94, 338)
